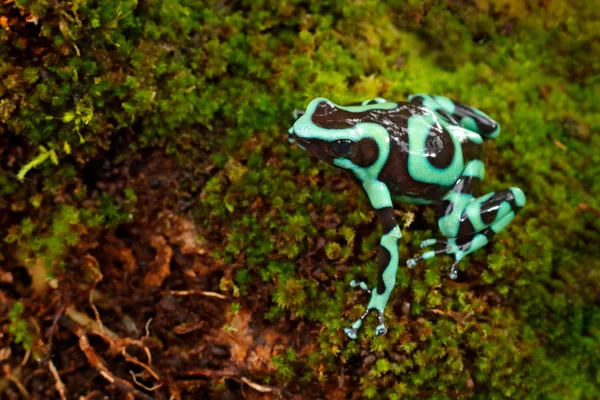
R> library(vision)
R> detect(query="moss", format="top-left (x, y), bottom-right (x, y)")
top-left (8, 302), bottom-right (33, 351)
top-left (1, 0), bottom-right (599, 398)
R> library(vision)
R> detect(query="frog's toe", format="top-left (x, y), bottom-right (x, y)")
top-left (375, 324), bottom-right (387, 336)
top-left (349, 280), bottom-right (371, 293)
top-left (441, 243), bottom-right (469, 279)
top-left (408, 247), bottom-right (452, 270)
top-left (420, 238), bottom-right (441, 248)
top-left (345, 313), bottom-right (367, 340)
top-left (374, 312), bottom-right (387, 336)
top-left (344, 327), bottom-right (358, 340)
top-left (449, 260), bottom-right (460, 280)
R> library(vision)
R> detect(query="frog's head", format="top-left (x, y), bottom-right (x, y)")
top-left (288, 98), bottom-right (381, 170)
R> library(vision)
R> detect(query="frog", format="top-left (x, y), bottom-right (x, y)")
top-left (288, 94), bottom-right (525, 339)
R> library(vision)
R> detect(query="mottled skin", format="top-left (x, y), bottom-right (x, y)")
top-left (289, 94), bottom-right (525, 339)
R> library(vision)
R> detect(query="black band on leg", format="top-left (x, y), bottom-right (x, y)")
top-left (375, 207), bottom-right (396, 234)
top-left (377, 246), bottom-right (392, 295)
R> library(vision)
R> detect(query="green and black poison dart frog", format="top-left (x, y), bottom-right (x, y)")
top-left (288, 94), bottom-right (525, 339)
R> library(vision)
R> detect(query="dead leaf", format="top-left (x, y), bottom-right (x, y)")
top-left (172, 321), bottom-right (205, 335)
top-left (143, 235), bottom-right (173, 288)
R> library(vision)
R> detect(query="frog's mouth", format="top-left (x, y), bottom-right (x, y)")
top-left (289, 131), bottom-right (334, 164)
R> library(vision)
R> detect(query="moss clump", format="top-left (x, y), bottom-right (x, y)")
top-left (1, 0), bottom-right (599, 398)
top-left (8, 302), bottom-right (33, 351)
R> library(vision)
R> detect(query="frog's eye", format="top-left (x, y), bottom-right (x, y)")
top-left (331, 139), bottom-right (355, 157)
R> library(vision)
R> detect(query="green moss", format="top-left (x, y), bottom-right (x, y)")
top-left (1, 0), bottom-right (599, 398)
top-left (9, 302), bottom-right (33, 351)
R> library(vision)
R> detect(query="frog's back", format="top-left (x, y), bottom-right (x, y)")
top-left (377, 102), bottom-right (483, 204)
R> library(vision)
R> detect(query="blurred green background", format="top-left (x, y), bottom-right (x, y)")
top-left (1, 0), bottom-right (599, 398)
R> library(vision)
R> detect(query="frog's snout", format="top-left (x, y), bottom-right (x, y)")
top-left (289, 108), bottom-right (306, 144)
top-left (288, 125), bottom-right (311, 151)
top-left (288, 126), bottom-right (296, 143)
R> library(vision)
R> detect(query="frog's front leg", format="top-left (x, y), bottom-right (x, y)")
top-left (345, 180), bottom-right (402, 339)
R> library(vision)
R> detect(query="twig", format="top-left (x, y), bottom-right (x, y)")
top-left (121, 349), bottom-right (160, 381)
top-left (144, 347), bottom-right (153, 367)
top-left (144, 318), bottom-right (153, 339)
top-left (240, 377), bottom-right (276, 393)
top-left (90, 289), bottom-right (104, 332)
top-left (169, 290), bottom-right (227, 299)
top-left (179, 368), bottom-right (280, 396)
top-left (64, 306), bottom-right (120, 341)
top-left (2, 365), bottom-right (29, 399)
top-left (178, 367), bottom-right (238, 378)
top-left (20, 348), bottom-right (31, 367)
top-left (48, 359), bottom-right (67, 400)
top-left (75, 327), bottom-right (154, 400)
top-left (63, 307), bottom-right (161, 389)
top-left (129, 370), bottom-right (163, 391)
top-left (48, 305), bottom-right (66, 347)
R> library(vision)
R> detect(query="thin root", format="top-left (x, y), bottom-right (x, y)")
top-left (178, 369), bottom-right (280, 396)
top-left (169, 290), bottom-right (227, 299)
top-left (62, 306), bottom-right (162, 397)
top-left (129, 370), bottom-right (163, 392)
top-left (48, 359), bottom-right (67, 400)
top-left (75, 328), bottom-right (154, 400)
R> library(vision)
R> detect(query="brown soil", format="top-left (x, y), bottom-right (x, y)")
top-left (0, 150), bottom-right (339, 399)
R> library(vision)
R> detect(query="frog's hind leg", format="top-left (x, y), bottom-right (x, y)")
top-left (409, 94), bottom-right (500, 139)
top-left (442, 189), bottom-right (524, 277)
top-left (406, 160), bottom-right (525, 278)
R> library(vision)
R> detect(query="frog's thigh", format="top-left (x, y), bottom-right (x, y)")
top-left (447, 187), bottom-right (525, 262)
top-left (437, 160), bottom-right (484, 238)
top-left (455, 187), bottom-right (525, 239)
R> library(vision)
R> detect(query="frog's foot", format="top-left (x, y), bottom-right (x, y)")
top-left (374, 311), bottom-right (387, 336)
top-left (349, 280), bottom-right (371, 294)
top-left (344, 308), bottom-right (387, 339)
top-left (448, 260), bottom-right (460, 280)
top-left (344, 308), bottom-right (369, 339)
top-left (406, 246), bottom-right (451, 269)
top-left (407, 244), bottom-right (464, 279)
top-left (419, 238), bottom-right (446, 249)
